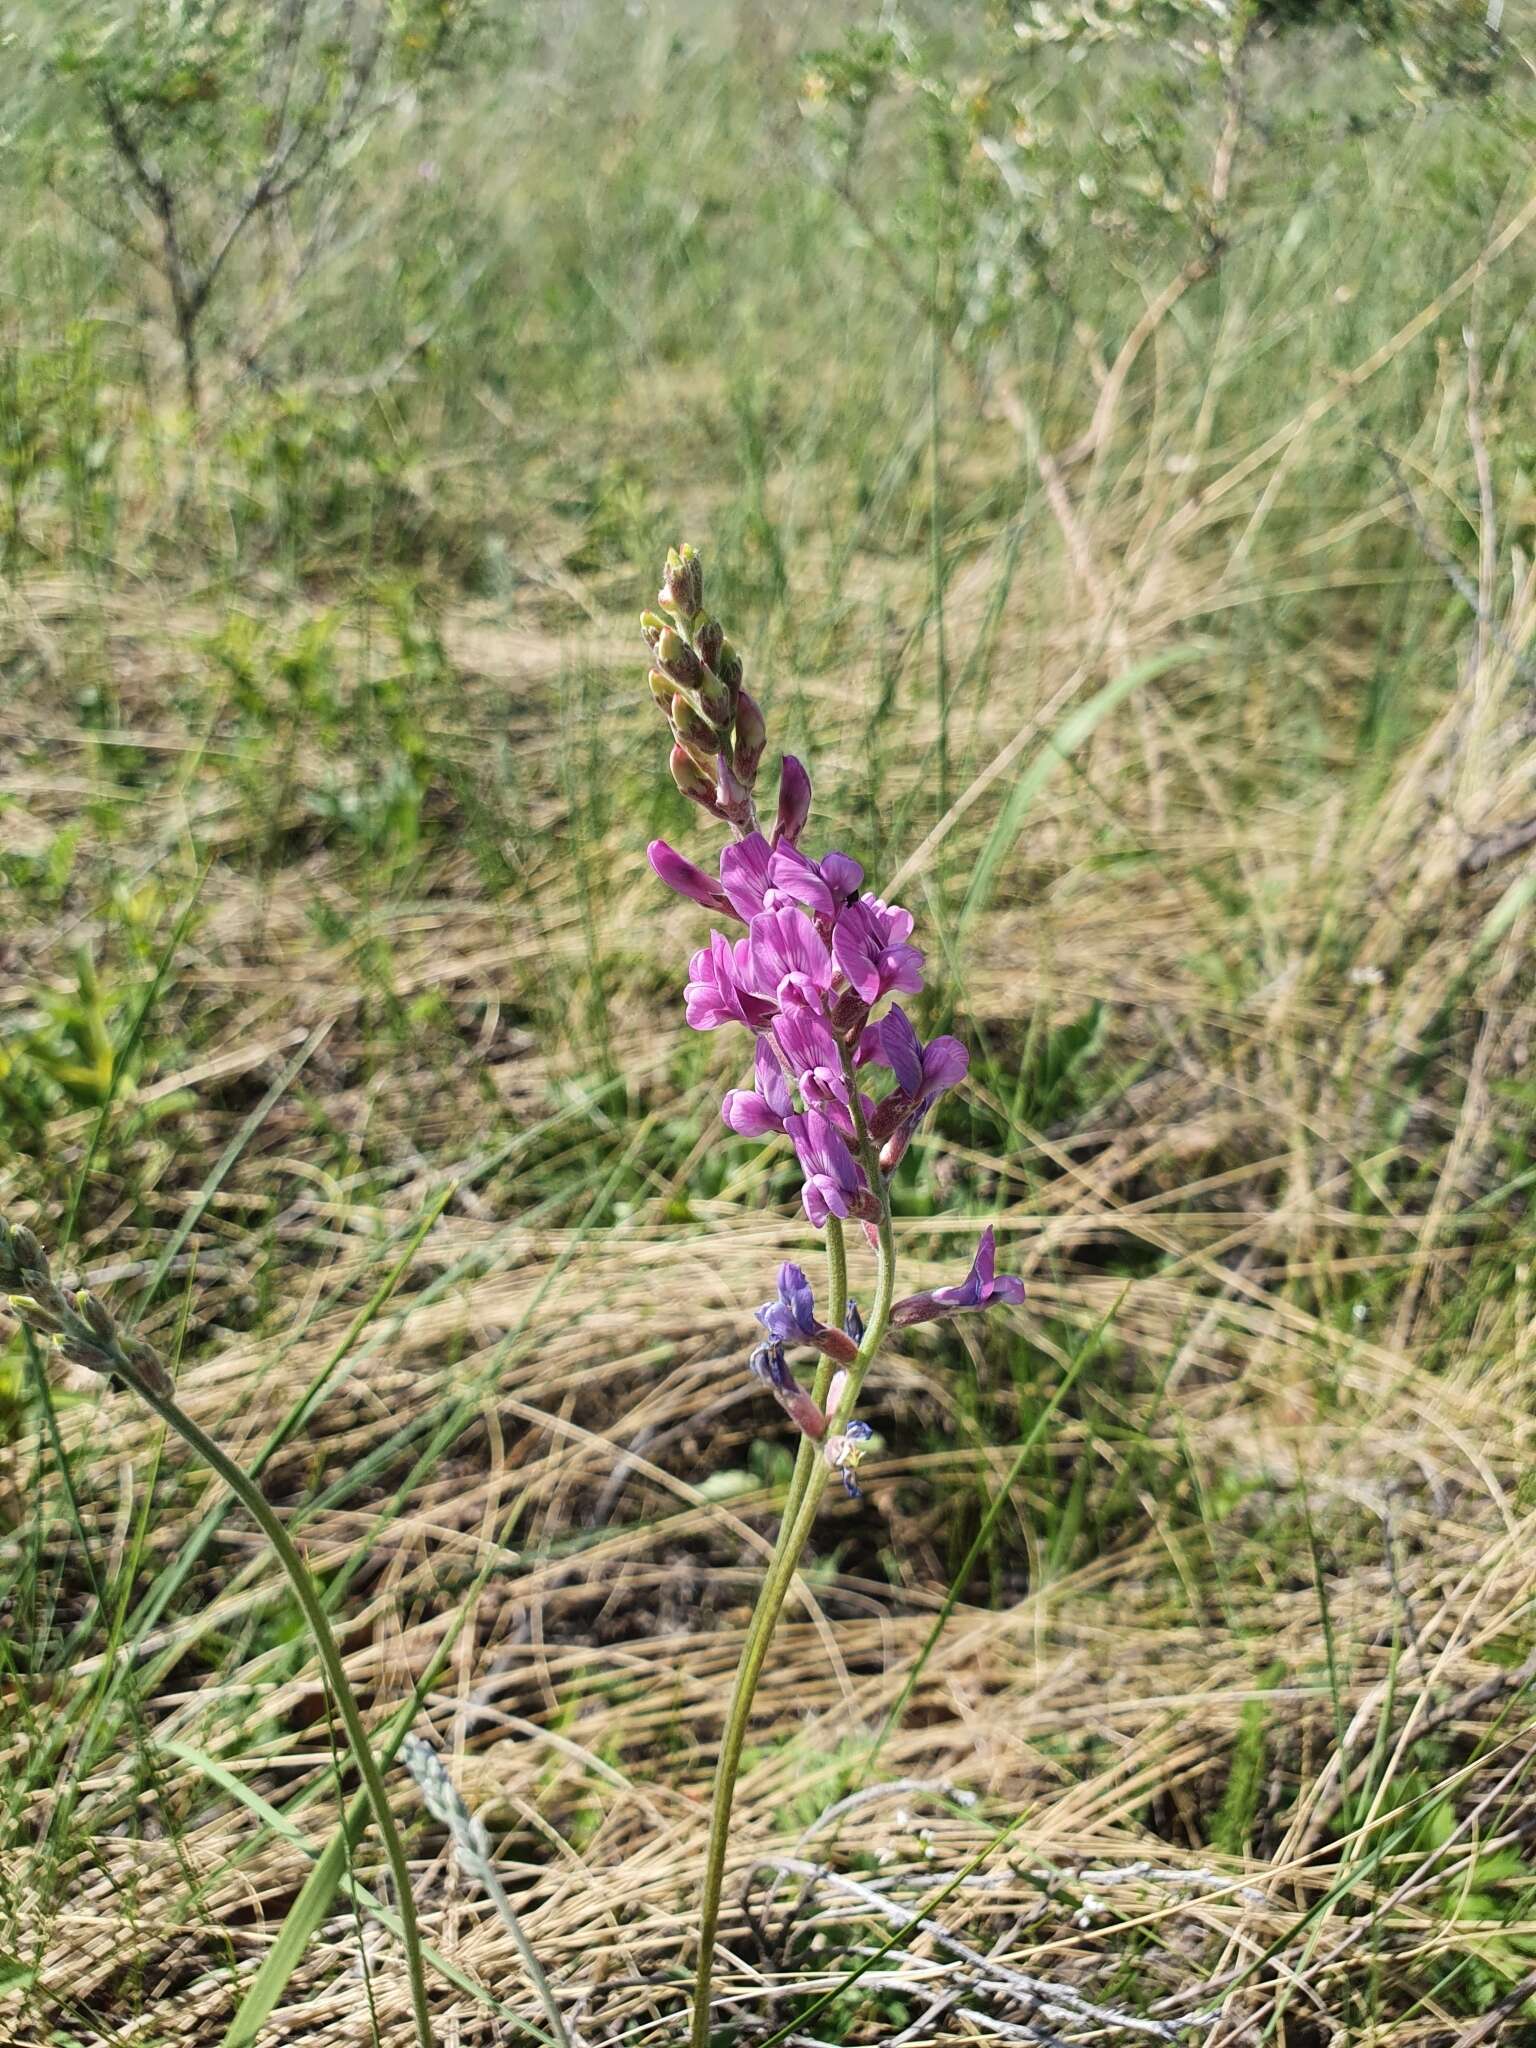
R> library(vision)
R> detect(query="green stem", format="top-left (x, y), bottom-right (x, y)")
top-left (779, 1219), bottom-right (847, 1534)
top-left (690, 1203), bottom-right (896, 2048)
top-left (823, 1215), bottom-right (848, 1330)
top-left (138, 1384), bottom-right (435, 2048)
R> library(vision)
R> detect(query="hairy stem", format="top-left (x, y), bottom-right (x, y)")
top-left (690, 1203), bottom-right (896, 2048)
top-left (137, 1384), bottom-right (435, 2048)
top-left (779, 1219), bottom-right (847, 1533)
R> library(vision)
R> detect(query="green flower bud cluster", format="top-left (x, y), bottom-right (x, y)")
top-left (0, 1215), bottom-right (172, 1397)
top-left (641, 544), bottom-right (764, 831)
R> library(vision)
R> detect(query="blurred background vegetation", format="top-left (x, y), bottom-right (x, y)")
top-left (5, 3), bottom-right (1536, 2043)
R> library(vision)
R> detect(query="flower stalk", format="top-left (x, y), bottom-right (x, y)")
top-left (637, 544), bottom-right (1025, 2047)
top-left (690, 1191), bottom-right (897, 2048)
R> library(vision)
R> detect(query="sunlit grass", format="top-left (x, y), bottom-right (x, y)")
top-left (3, 3), bottom-right (1536, 2042)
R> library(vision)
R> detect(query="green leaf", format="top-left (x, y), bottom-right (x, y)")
top-left (162, 1739), bottom-right (524, 2039)
top-left (0, 1948), bottom-right (36, 1993)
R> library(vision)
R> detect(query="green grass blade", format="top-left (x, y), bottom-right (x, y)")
top-left (959, 644), bottom-right (1207, 932)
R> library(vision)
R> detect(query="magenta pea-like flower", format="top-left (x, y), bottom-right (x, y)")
top-left (746, 907), bottom-right (835, 1008)
top-left (772, 1005), bottom-right (850, 1112)
top-left (774, 755), bottom-right (812, 846)
top-left (891, 1227), bottom-right (1026, 1327)
top-left (648, 839), bottom-right (734, 916)
top-left (721, 1037), bottom-right (794, 1137)
top-left (831, 895), bottom-right (924, 1004)
top-left (684, 932), bottom-right (776, 1031)
top-left (718, 832), bottom-right (776, 920)
top-left (785, 1109), bottom-right (876, 1228)
top-left (860, 1005), bottom-right (970, 1167)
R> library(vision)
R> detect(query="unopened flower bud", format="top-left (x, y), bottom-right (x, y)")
top-left (696, 668), bottom-right (734, 726)
top-left (716, 637), bottom-right (744, 694)
top-left (696, 617), bottom-right (724, 671)
top-left (27, 1276), bottom-right (72, 1323)
top-left (732, 690), bottom-right (767, 785)
top-left (639, 610), bottom-right (668, 649)
top-left (11, 1293), bottom-right (62, 1335)
top-left (670, 742), bottom-right (724, 816)
top-left (654, 627), bottom-right (704, 692)
top-left (879, 1125), bottom-right (914, 1174)
top-left (774, 755), bottom-right (812, 846)
top-left (671, 692), bottom-right (719, 765)
top-left (14, 1226), bottom-right (47, 1272)
top-left (660, 543), bottom-right (704, 617)
top-left (78, 1291), bottom-right (116, 1343)
top-left (648, 668), bottom-right (674, 712)
top-left (120, 1333), bottom-right (174, 1398)
top-left (715, 751), bottom-right (754, 824)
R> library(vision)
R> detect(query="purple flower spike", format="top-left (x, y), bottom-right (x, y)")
top-left (772, 1005), bottom-right (849, 1110)
top-left (785, 1109), bottom-right (873, 1228)
top-left (774, 755), bottom-right (812, 846)
top-left (648, 839), bottom-right (735, 917)
top-left (722, 1037), bottom-right (793, 1135)
top-left (832, 896), bottom-right (924, 1005)
top-left (747, 908), bottom-right (835, 1008)
top-left (891, 1227), bottom-right (1026, 1326)
top-left (685, 932), bottom-right (776, 1032)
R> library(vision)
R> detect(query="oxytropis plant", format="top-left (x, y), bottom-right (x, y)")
top-left (641, 543), bottom-right (1024, 2047)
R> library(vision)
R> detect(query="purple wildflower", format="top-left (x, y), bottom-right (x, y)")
top-left (820, 852), bottom-right (864, 901)
top-left (891, 1227), bottom-right (1025, 1327)
top-left (860, 1004), bottom-right (923, 1095)
top-left (719, 832), bottom-right (776, 920)
top-left (747, 908), bottom-right (835, 1008)
top-left (748, 1339), bottom-right (828, 1438)
top-left (858, 1007), bottom-right (969, 1166)
top-left (764, 842), bottom-right (837, 918)
top-left (772, 1004), bottom-right (849, 1110)
top-left (721, 1037), bottom-right (794, 1136)
top-left (685, 932), bottom-right (776, 1032)
top-left (832, 895), bottom-right (924, 1005)
top-left (774, 755), bottom-right (812, 846)
top-left (767, 843), bottom-right (865, 921)
top-left (648, 839), bottom-right (734, 917)
top-left (784, 1109), bottom-right (874, 1228)
top-left (755, 1262), bottom-right (860, 1361)
top-left (756, 1263), bottom-right (819, 1344)
top-left (717, 835), bottom-right (864, 925)
top-left (824, 1419), bottom-right (875, 1500)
